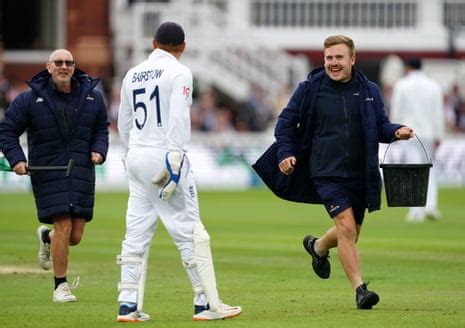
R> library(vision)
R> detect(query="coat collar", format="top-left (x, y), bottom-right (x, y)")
top-left (26, 69), bottom-right (102, 143)
top-left (27, 68), bottom-right (100, 94)
top-left (306, 66), bottom-right (369, 85)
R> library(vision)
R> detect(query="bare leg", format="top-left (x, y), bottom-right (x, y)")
top-left (315, 226), bottom-right (338, 253)
top-left (70, 218), bottom-right (86, 245)
top-left (51, 216), bottom-right (72, 277)
top-left (50, 216), bottom-right (86, 277)
top-left (317, 216), bottom-right (361, 254)
top-left (333, 208), bottom-right (363, 289)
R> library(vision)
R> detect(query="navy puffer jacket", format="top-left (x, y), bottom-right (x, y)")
top-left (253, 68), bottom-right (401, 212)
top-left (0, 69), bottom-right (109, 223)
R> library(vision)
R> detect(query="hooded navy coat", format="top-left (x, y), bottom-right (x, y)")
top-left (253, 68), bottom-right (401, 213)
top-left (0, 69), bottom-right (109, 223)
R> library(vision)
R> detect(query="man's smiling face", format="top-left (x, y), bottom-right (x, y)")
top-left (324, 43), bottom-right (355, 83)
top-left (46, 50), bottom-right (75, 89)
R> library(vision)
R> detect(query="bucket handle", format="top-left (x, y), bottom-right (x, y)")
top-left (382, 134), bottom-right (432, 165)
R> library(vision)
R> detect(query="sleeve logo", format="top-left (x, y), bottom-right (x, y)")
top-left (183, 86), bottom-right (191, 98)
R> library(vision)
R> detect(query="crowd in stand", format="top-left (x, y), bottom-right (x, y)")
top-left (190, 85), bottom-right (277, 133)
top-left (0, 74), bottom-right (29, 121)
top-left (444, 83), bottom-right (465, 134)
top-left (1, 72), bottom-right (465, 134)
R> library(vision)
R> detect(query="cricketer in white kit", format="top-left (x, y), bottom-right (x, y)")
top-left (389, 58), bottom-right (444, 223)
top-left (116, 21), bottom-right (241, 322)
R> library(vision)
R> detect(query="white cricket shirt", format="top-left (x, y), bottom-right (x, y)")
top-left (390, 71), bottom-right (444, 141)
top-left (118, 48), bottom-right (193, 153)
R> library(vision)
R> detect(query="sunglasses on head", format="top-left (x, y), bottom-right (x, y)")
top-left (52, 60), bottom-right (75, 67)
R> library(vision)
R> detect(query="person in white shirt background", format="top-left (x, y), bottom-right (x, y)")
top-left (390, 58), bottom-right (445, 223)
top-left (116, 21), bottom-right (241, 322)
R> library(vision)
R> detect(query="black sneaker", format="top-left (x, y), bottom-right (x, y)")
top-left (303, 235), bottom-right (330, 279)
top-left (119, 303), bottom-right (137, 315)
top-left (194, 304), bottom-right (209, 315)
top-left (355, 283), bottom-right (379, 309)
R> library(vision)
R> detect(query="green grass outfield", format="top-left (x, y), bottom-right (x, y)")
top-left (1, 188), bottom-right (464, 328)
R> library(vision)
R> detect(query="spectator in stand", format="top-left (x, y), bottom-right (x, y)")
top-left (108, 84), bottom-right (121, 131)
top-left (214, 104), bottom-right (235, 132)
top-left (243, 83), bottom-right (274, 131)
top-left (198, 89), bottom-right (219, 131)
top-left (0, 74), bottom-right (10, 120)
top-left (444, 84), bottom-right (461, 133)
top-left (5, 79), bottom-right (28, 106)
top-left (449, 85), bottom-right (465, 133)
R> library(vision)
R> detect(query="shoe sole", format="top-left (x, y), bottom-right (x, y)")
top-left (303, 235), bottom-right (330, 279)
top-left (192, 309), bottom-right (242, 321)
top-left (357, 293), bottom-right (380, 309)
top-left (53, 297), bottom-right (77, 303)
top-left (117, 316), bottom-right (148, 322)
top-left (117, 311), bottom-right (150, 322)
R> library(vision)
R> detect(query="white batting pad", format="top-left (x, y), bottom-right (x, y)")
top-left (193, 222), bottom-right (220, 311)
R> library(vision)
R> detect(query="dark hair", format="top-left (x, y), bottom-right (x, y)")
top-left (405, 58), bottom-right (422, 70)
top-left (154, 22), bottom-right (185, 46)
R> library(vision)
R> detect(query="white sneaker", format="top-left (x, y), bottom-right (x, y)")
top-left (406, 213), bottom-right (425, 223)
top-left (117, 311), bottom-right (151, 322)
top-left (53, 282), bottom-right (77, 303)
top-left (426, 210), bottom-right (442, 221)
top-left (37, 225), bottom-right (51, 270)
top-left (117, 303), bottom-right (150, 322)
top-left (192, 303), bottom-right (242, 321)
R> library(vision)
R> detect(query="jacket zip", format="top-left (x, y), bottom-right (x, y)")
top-left (67, 144), bottom-right (73, 210)
top-left (62, 107), bottom-right (68, 139)
top-left (342, 91), bottom-right (349, 177)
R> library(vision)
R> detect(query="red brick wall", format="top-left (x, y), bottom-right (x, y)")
top-left (2, 0), bottom-right (112, 85)
top-left (67, 0), bottom-right (112, 80)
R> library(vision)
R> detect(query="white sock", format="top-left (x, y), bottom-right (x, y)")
top-left (194, 293), bottom-right (207, 306)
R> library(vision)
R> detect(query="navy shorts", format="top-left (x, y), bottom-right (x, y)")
top-left (312, 177), bottom-right (367, 225)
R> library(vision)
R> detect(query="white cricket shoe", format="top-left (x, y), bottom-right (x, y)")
top-left (426, 209), bottom-right (442, 221)
top-left (117, 303), bottom-right (150, 322)
top-left (192, 303), bottom-right (242, 321)
top-left (406, 212), bottom-right (425, 223)
top-left (37, 225), bottom-right (51, 270)
top-left (53, 282), bottom-right (77, 303)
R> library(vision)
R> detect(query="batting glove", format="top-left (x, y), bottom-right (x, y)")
top-left (152, 151), bottom-right (184, 200)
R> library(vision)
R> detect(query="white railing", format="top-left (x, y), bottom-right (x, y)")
top-left (113, 0), bottom-right (308, 101)
top-left (444, 0), bottom-right (465, 28)
top-left (251, 0), bottom-right (418, 28)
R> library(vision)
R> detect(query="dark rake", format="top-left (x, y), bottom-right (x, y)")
top-left (2, 159), bottom-right (75, 177)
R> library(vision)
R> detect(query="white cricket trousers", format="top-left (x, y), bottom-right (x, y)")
top-left (118, 146), bottom-right (206, 305)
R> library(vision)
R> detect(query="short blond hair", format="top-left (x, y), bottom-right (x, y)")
top-left (324, 35), bottom-right (355, 56)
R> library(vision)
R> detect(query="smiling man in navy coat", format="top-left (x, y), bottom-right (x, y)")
top-left (253, 35), bottom-right (413, 309)
top-left (0, 49), bottom-right (109, 302)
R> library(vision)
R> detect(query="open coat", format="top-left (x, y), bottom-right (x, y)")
top-left (0, 69), bottom-right (109, 223)
top-left (253, 68), bottom-right (401, 212)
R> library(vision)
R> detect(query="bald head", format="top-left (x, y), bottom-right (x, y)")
top-left (46, 49), bottom-right (76, 93)
top-left (48, 49), bottom-right (74, 62)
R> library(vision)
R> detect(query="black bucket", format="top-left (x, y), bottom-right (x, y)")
top-left (380, 135), bottom-right (432, 207)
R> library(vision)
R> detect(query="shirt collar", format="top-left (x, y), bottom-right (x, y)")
top-left (149, 48), bottom-right (177, 61)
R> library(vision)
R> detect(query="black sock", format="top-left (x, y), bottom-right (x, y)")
top-left (42, 229), bottom-right (51, 244)
top-left (54, 276), bottom-right (67, 289)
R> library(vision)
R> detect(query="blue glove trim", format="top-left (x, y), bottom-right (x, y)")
top-left (164, 152), bottom-right (184, 184)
